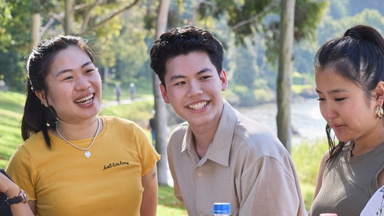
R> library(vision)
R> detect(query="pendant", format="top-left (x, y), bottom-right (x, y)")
top-left (85, 150), bottom-right (91, 158)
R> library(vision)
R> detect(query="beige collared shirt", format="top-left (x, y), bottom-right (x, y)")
top-left (167, 101), bottom-right (307, 216)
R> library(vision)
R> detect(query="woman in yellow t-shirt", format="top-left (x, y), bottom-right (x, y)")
top-left (6, 35), bottom-right (160, 216)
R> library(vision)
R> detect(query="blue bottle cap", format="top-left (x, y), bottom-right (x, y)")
top-left (213, 202), bottom-right (231, 214)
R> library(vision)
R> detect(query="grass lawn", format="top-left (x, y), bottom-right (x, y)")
top-left (158, 185), bottom-right (188, 215)
top-left (0, 90), bottom-right (326, 213)
top-left (0, 91), bottom-right (24, 168)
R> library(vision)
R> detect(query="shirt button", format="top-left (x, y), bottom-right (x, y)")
top-left (198, 172), bottom-right (203, 177)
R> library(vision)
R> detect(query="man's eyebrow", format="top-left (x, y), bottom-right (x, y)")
top-left (169, 74), bottom-right (186, 81)
top-left (197, 68), bottom-right (212, 75)
top-left (169, 68), bottom-right (213, 82)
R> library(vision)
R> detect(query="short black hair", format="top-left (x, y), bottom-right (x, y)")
top-left (150, 26), bottom-right (224, 87)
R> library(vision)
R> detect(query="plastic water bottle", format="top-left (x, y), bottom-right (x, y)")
top-left (213, 202), bottom-right (231, 216)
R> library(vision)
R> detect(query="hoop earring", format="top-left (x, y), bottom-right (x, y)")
top-left (376, 106), bottom-right (383, 119)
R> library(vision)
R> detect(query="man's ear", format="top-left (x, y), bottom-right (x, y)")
top-left (220, 69), bottom-right (228, 91)
top-left (159, 83), bottom-right (170, 104)
top-left (35, 90), bottom-right (49, 107)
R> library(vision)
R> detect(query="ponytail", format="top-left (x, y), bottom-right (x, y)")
top-left (21, 79), bottom-right (57, 147)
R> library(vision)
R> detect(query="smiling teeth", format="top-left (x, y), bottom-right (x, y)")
top-left (75, 94), bottom-right (93, 104)
top-left (189, 102), bottom-right (207, 110)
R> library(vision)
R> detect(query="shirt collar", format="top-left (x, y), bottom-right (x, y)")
top-left (181, 101), bottom-right (236, 167)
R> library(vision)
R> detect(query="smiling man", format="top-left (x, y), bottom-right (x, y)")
top-left (150, 26), bottom-right (306, 216)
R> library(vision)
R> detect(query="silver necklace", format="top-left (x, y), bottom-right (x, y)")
top-left (56, 118), bottom-right (100, 158)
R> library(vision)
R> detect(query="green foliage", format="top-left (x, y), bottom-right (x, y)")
top-left (292, 140), bottom-right (328, 185)
top-left (294, 0), bottom-right (329, 42)
top-left (292, 139), bottom-right (329, 209)
top-left (353, 9), bottom-right (384, 32)
top-left (292, 71), bottom-right (313, 85)
top-left (0, 50), bottom-right (26, 91)
top-left (100, 100), bottom-right (154, 129)
top-left (328, 0), bottom-right (349, 19)
top-left (0, 1), bottom-right (34, 91)
top-left (318, 8), bottom-right (384, 45)
top-left (197, 0), bottom-right (328, 49)
top-left (0, 0), bottom-right (60, 90)
top-left (222, 90), bottom-right (241, 106)
top-left (254, 88), bottom-right (275, 104)
top-left (295, 4), bottom-right (384, 84)
top-left (1, 0), bottom-right (149, 92)
top-left (292, 69), bottom-right (316, 98)
top-left (232, 85), bottom-right (257, 106)
top-left (294, 40), bottom-right (319, 75)
top-left (104, 11), bottom-right (149, 82)
top-left (198, 0), bottom-right (277, 45)
top-left (346, 0), bottom-right (384, 16)
top-left (264, 0), bottom-right (329, 67)
top-left (229, 40), bottom-right (257, 89)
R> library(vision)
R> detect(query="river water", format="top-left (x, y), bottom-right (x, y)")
top-left (237, 97), bottom-right (328, 145)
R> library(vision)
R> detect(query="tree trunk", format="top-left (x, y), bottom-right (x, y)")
top-left (103, 65), bottom-right (109, 89)
top-left (154, 0), bottom-right (170, 186)
top-left (276, 0), bottom-right (295, 153)
top-left (31, 13), bottom-right (40, 49)
top-left (64, 0), bottom-right (74, 35)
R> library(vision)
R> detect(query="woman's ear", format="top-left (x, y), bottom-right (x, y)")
top-left (35, 90), bottom-right (49, 107)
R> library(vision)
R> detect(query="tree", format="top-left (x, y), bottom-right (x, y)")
top-left (0, 0), bottom-right (55, 90)
top-left (60, 0), bottom-right (141, 85)
top-left (61, 0), bottom-right (140, 36)
top-left (1, 0), bottom-right (143, 90)
top-left (153, 0), bottom-right (171, 186)
top-left (196, 0), bottom-right (328, 151)
top-left (276, 0), bottom-right (295, 152)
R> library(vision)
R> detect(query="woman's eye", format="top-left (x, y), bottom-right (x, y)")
top-left (317, 98), bottom-right (324, 101)
top-left (63, 76), bottom-right (73, 81)
top-left (335, 98), bottom-right (345, 101)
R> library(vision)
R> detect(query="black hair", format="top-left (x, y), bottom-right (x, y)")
top-left (22, 35), bottom-right (96, 148)
top-left (149, 26), bottom-right (224, 87)
top-left (314, 25), bottom-right (384, 161)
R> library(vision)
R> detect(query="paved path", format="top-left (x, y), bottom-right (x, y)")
top-left (101, 97), bottom-right (152, 108)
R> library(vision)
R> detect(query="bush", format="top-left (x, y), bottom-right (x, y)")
top-left (233, 85), bottom-right (257, 106)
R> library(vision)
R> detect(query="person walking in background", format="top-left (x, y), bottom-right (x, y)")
top-left (6, 35), bottom-right (160, 216)
top-left (150, 25), bottom-right (306, 216)
top-left (130, 82), bottom-right (136, 100)
top-left (114, 83), bottom-right (121, 104)
top-left (148, 110), bottom-right (156, 146)
top-left (309, 25), bottom-right (384, 216)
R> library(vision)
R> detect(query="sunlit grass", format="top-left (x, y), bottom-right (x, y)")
top-left (292, 139), bottom-right (328, 210)
top-left (157, 185), bottom-right (188, 216)
top-left (0, 91), bottom-right (24, 167)
top-left (100, 98), bottom-right (154, 129)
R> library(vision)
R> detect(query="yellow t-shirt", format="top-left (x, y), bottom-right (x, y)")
top-left (6, 116), bottom-right (160, 216)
